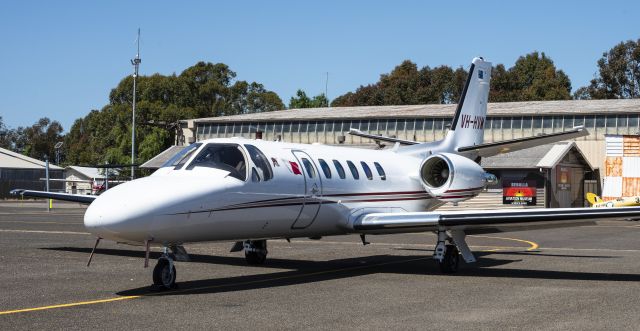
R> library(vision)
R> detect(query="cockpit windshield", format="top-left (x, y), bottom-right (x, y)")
top-left (186, 143), bottom-right (247, 181)
top-left (161, 143), bottom-right (202, 170)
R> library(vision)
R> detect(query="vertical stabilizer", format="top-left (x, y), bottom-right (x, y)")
top-left (448, 57), bottom-right (492, 149)
top-left (399, 57), bottom-right (492, 156)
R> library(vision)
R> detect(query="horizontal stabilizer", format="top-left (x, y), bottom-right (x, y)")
top-left (10, 189), bottom-right (97, 204)
top-left (348, 128), bottom-right (419, 145)
top-left (457, 126), bottom-right (588, 157)
top-left (352, 206), bottom-right (640, 235)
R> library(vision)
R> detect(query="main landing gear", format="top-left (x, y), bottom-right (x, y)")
top-left (230, 239), bottom-right (269, 265)
top-left (152, 247), bottom-right (177, 290)
top-left (432, 229), bottom-right (476, 273)
top-left (244, 240), bottom-right (268, 265)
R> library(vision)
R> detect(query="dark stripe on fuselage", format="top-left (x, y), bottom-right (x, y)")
top-left (450, 63), bottom-right (475, 131)
top-left (165, 191), bottom-right (433, 215)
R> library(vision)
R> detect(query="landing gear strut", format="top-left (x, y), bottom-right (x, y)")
top-left (432, 229), bottom-right (472, 274)
top-left (244, 240), bottom-right (267, 265)
top-left (153, 248), bottom-right (177, 289)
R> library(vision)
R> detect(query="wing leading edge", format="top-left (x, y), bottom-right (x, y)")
top-left (352, 207), bottom-right (640, 235)
top-left (10, 189), bottom-right (97, 204)
top-left (457, 126), bottom-right (588, 157)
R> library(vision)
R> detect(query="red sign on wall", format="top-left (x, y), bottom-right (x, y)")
top-left (503, 180), bottom-right (537, 205)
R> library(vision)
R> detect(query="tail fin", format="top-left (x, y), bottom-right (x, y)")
top-left (448, 57), bottom-right (492, 149)
top-left (586, 192), bottom-right (603, 206)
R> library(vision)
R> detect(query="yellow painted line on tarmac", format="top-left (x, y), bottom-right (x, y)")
top-left (0, 229), bottom-right (89, 235)
top-left (0, 256), bottom-right (429, 316)
top-left (0, 296), bottom-right (140, 315)
top-left (147, 256), bottom-right (431, 297)
top-left (470, 235), bottom-right (539, 251)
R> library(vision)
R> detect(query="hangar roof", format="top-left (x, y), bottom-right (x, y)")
top-left (66, 166), bottom-right (105, 179)
top-left (140, 145), bottom-right (187, 169)
top-left (0, 147), bottom-right (64, 170)
top-left (481, 142), bottom-right (593, 170)
top-left (188, 99), bottom-right (640, 123)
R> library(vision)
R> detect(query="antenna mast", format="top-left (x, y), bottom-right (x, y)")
top-left (131, 28), bottom-right (141, 180)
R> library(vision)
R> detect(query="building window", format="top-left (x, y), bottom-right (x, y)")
top-left (512, 117), bottom-right (522, 130)
top-left (318, 159), bottom-right (331, 179)
top-left (333, 160), bottom-right (346, 179)
top-left (346, 161), bottom-right (359, 179)
top-left (585, 115), bottom-right (594, 128)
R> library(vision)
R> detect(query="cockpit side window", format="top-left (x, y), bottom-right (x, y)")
top-left (244, 144), bottom-right (273, 181)
top-left (162, 143), bottom-right (202, 170)
top-left (186, 143), bottom-right (247, 181)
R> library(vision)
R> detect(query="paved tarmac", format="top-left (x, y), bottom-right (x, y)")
top-left (1, 201), bottom-right (639, 330)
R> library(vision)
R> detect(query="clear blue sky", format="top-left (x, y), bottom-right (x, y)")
top-left (1, 0), bottom-right (638, 132)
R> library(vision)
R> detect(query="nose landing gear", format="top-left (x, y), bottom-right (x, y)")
top-left (152, 248), bottom-right (177, 290)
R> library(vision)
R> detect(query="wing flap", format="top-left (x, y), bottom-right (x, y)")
top-left (457, 126), bottom-right (589, 157)
top-left (352, 207), bottom-right (640, 234)
top-left (10, 189), bottom-right (97, 204)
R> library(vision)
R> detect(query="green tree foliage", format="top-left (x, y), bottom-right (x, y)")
top-left (0, 117), bottom-right (27, 152)
top-left (332, 52), bottom-right (571, 106)
top-left (17, 117), bottom-right (64, 160)
top-left (574, 39), bottom-right (640, 99)
top-left (491, 52), bottom-right (571, 101)
top-left (64, 61), bottom-right (284, 165)
top-left (289, 89), bottom-right (329, 108)
top-left (331, 61), bottom-right (467, 107)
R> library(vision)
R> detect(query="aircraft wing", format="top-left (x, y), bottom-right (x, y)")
top-left (10, 189), bottom-right (97, 204)
top-left (457, 126), bottom-right (588, 157)
top-left (352, 207), bottom-right (640, 235)
top-left (348, 128), bottom-right (419, 145)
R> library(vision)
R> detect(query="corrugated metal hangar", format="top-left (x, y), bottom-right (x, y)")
top-left (0, 147), bottom-right (64, 199)
top-left (180, 99), bottom-right (640, 173)
top-left (167, 99), bottom-right (632, 208)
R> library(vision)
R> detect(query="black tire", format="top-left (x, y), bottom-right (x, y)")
top-left (153, 258), bottom-right (177, 289)
top-left (437, 244), bottom-right (459, 274)
top-left (245, 240), bottom-right (267, 265)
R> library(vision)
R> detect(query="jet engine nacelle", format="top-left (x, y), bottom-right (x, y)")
top-left (419, 153), bottom-right (495, 203)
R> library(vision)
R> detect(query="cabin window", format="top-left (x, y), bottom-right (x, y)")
top-left (318, 159), bottom-right (332, 179)
top-left (301, 158), bottom-right (316, 178)
top-left (244, 144), bottom-right (273, 181)
top-left (186, 143), bottom-right (247, 181)
top-left (162, 142), bottom-right (202, 170)
top-left (333, 160), bottom-right (346, 179)
top-left (374, 162), bottom-right (386, 180)
top-left (346, 161), bottom-right (359, 179)
top-left (360, 162), bottom-right (373, 180)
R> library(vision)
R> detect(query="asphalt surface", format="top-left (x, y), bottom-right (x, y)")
top-left (1, 201), bottom-right (640, 330)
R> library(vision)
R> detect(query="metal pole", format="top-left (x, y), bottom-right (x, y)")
top-left (131, 28), bottom-right (141, 180)
top-left (45, 156), bottom-right (50, 212)
top-left (325, 72), bottom-right (329, 107)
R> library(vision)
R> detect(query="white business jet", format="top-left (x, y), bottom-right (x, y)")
top-left (13, 57), bottom-right (640, 289)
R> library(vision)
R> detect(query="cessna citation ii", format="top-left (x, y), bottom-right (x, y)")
top-left (13, 57), bottom-right (640, 289)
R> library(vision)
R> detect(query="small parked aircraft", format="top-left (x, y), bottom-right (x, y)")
top-left (587, 192), bottom-right (640, 208)
top-left (13, 57), bottom-right (640, 289)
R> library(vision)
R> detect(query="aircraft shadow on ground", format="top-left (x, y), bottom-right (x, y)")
top-left (42, 246), bottom-right (640, 298)
top-left (394, 247), bottom-right (619, 259)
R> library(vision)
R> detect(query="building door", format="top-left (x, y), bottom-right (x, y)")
top-left (291, 150), bottom-right (322, 229)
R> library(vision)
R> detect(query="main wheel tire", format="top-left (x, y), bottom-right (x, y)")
top-left (437, 244), bottom-right (460, 274)
top-left (245, 240), bottom-right (267, 265)
top-left (153, 258), bottom-right (177, 289)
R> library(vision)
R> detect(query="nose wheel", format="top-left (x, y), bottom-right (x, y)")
top-left (153, 253), bottom-right (177, 290)
top-left (244, 240), bottom-right (268, 265)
